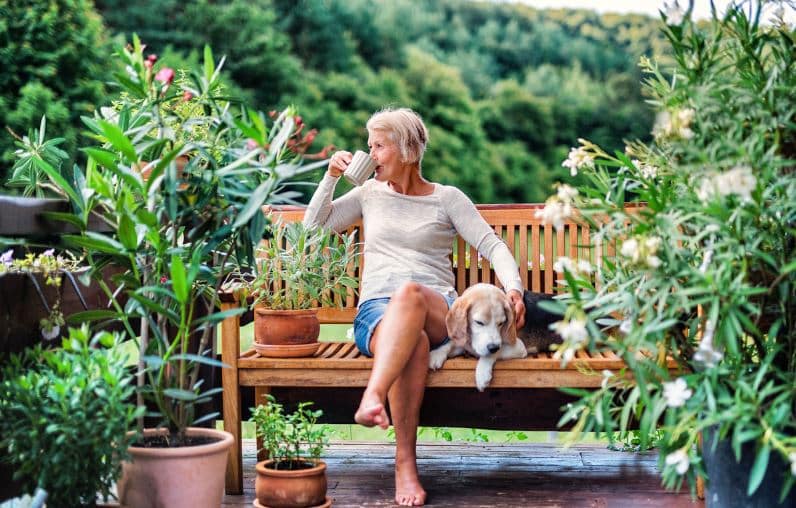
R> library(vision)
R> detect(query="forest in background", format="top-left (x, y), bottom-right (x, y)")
top-left (1, 0), bottom-right (672, 202)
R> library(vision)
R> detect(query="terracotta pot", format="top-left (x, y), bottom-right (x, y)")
top-left (255, 459), bottom-right (328, 508)
top-left (117, 427), bottom-right (233, 508)
top-left (254, 308), bottom-right (320, 354)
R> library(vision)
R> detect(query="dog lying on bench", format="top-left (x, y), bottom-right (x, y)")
top-left (429, 283), bottom-right (563, 391)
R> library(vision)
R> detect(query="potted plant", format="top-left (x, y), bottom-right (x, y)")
top-left (251, 394), bottom-right (332, 508)
top-left (0, 325), bottom-right (142, 507)
top-left (244, 220), bottom-right (358, 357)
top-left (20, 36), bottom-right (329, 507)
top-left (537, 3), bottom-right (795, 507)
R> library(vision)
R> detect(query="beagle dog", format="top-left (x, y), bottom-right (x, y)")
top-left (429, 283), bottom-right (562, 391)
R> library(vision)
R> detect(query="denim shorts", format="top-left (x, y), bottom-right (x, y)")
top-left (353, 293), bottom-right (457, 357)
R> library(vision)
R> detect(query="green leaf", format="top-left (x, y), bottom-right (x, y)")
top-left (33, 157), bottom-right (82, 208)
top-left (232, 180), bottom-right (271, 230)
top-left (118, 213), bottom-right (138, 250)
top-left (203, 45), bottom-right (214, 83)
top-left (163, 388), bottom-right (198, 401)
top-left (65, 310), bottom-right (120, 324)
top-left (39, 211), bottom-right (84, 230)
top-left (83, 147), bottom-right (119, 171)
top-left (170, 354), bottom-right (229, 369)
top-left (97, 119), bottom-right (138, 163)
top-left (63, 232), bottom-right (125, 255)
top-left (747, 445), bottom-right (770, 495)
top-left (170, 255), bottom-right (189, 304)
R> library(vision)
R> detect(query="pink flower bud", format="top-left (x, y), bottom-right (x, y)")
top-left (144, 60), bottom-right (153, 70)
top-left (147, 53), bottom-right (158, 63)
top-left (246, 139), bottom-right (259, 151)
top-left (155, 67), bottom-right (175, 85)
top-left (182, 91), bottom-right (193, 102)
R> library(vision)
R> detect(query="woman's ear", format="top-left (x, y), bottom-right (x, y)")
top-left (501, 296), bottom-right (518, 344)
top-left (446, 297), bottom-right (471, 347)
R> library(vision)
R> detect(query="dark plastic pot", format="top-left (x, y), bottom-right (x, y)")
top-left (703, 426), bottom-right (796, 507)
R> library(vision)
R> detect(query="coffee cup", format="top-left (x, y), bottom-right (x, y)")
top-left (343, 150), bottom-right (377, 186)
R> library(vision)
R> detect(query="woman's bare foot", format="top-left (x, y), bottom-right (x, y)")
top-left (395, 460), bottom-right (426, 506)
top-left (354, 393), bottom-right (390, 429)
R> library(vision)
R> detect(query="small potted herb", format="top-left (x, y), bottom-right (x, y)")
top-left (242, 220), bottom-right (358, 357)
top-left (251, 394), bottom-right (332, 508)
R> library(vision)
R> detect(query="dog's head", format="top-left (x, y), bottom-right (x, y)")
top-left (446, 283), bottom-right (517, 357)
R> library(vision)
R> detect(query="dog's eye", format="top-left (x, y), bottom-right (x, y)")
top-left (474, 320), bottom-right (485, 326)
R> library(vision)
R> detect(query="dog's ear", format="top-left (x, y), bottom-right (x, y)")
top-left (446, 297), bottom-right (471, 347)
top-left (500, 295), bottom-right (518, 344)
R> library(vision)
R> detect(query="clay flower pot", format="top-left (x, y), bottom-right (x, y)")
top-left (117, 427), bottom-right (233, 508)
top-left (253, 307), bottom-right (321, 357)
top-left (254, 459), bottom-right (330, 508)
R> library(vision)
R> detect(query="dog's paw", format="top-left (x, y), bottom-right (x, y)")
top-left (428, 348), bottom-right (449, 370)
top-left (475, 361), bottom-right (494, 391)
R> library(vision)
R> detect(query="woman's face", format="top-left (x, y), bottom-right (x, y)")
top-left (367, 130), bottom-right (403, 182)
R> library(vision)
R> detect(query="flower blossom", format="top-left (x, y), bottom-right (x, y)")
top-left (664, 1), bottom-right (685, 24)
top-left (41, 324), bottom-right (60, 341)
top-left (620, 235), bottom-right (662, 269)
top-left (663, 378), bottom-right (692, 408)
top-left (632, 159), bottom-right (658, 179)
top-left (653, 108), bottom-right (695, 140)
top-left (697, 165), bottom-right (756, 203)
top-left (551, 317), bottom-right (589, 365)
top-left (601, 370), bottom-right (613, 389)
top-left (665, 448), bottom-right (690, 475)
top-left (561, 146), bottom-right (594, 176)
top-left (553, 256), bottom-right (593, 277)
top-left (1, 249), bottom-right (12, 266)
top-left (535, 200), bottom-right (573, 232)
top-left (619, 319), bottom-right (633, 335)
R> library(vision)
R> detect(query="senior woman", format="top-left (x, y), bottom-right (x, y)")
top-left (303, 107), bottom-right (525, 506)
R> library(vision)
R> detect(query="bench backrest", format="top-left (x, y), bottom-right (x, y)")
top-left (267, 204), bottom-right (605, 324)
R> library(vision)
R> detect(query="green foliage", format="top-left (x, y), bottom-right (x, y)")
top-left (243, 221), bottom-right (359, 310)
top-left (0, 0), bottom-right (111, 185)
top-left (251, 394), bottom-right (331, 470)
top-left (543, 2), bottom-right (796, 499)
top-left (6, 116), bottom-right (70, 197)
top-left (0, 325), bottom-right (142, 507)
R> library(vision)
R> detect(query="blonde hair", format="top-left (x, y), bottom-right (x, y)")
top-left (366, 107), bottom-right (428, 165)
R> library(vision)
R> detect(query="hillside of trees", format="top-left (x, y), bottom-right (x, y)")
top-left (2, 0), bottom-right (672, 203)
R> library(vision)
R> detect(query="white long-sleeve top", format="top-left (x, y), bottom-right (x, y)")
top-left (303, 174), bottom-right (523, 303)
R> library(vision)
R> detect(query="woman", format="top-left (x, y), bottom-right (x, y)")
top-left (303, 107), bottom-right (525, 506)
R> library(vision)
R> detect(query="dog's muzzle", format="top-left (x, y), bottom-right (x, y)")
top-left (487, 344), bottom-right (501, 354)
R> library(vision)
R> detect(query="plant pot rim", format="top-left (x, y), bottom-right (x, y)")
top-left (127, 427), bottom-right (233, 459)
top-left (256, 459), bottom-right (327, 478)
top-left (255, 307), bottom-right (320, 317)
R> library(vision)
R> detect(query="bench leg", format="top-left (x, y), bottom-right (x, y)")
top-left (254, 386), bottom-right (272, 462)
top-left (221, 306), bottom-right (242, 495)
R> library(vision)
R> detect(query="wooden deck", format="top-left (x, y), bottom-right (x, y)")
top-left (223, 439), bottom-right (703, 507)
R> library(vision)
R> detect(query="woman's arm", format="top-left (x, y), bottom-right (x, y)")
top-left (303, 151), bottom-right (363, 232)
top-left (444, 187), bottom-right (525, 326)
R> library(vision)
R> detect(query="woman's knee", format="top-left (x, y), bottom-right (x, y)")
top-left (392, 281), bottom-right (425, 307)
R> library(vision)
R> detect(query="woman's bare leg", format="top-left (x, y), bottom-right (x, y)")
top-left (354, 282), bottom-right (449, 506)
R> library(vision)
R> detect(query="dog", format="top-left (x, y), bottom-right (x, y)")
top-left (429, 284), bottom-right (562, 391)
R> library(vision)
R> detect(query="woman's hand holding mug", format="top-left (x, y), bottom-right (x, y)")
top-left (328, 151), bottom-right (352, 178)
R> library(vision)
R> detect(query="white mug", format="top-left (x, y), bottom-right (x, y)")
top-left (343, 150), bottom-right (377, 186)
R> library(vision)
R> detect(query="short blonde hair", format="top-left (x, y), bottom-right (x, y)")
top-left (366, 107), bottom-right (428, 165)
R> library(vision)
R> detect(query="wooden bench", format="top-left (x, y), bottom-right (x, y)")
top-left (220, 204), bottom-right (633, 494)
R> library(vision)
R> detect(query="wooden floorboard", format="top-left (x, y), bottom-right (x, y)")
top-left (224, 440), bottom-right (703, 507)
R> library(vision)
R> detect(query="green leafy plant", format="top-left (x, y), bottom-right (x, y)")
top-left (536, 2), bottom-right (795, 500)
top-left (6, 116), bottom-right (70, 197)
top-left (244, 220), bottom-right (359, 310)
top-left (251, 394), bottom-right (331, 470)
top-left (0, 325), bottom-right (143, 507)
top-left (18, 35), bottom-right (328, 446)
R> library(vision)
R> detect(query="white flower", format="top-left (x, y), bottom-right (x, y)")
top-left (552, 318), bottom-right (588, 345)
top-left (41, 324), bottom-right (60, 341)
top-left (789, 452), bottom-right (796, 476)
top-left (576, 259), bottom-right (593, 274)
top-left (42, 248), bottom-right (55, 257)
top-left (620, 236), bottom-right (662, 268)
top-left (633, 159), bottom-right (659, 179)
top-left (0, 249), bottom-right (12, 266)
top-left (535, 200), bottom-right (573, 232)
top-left (556, 184), bottom-right (578, 203)
top-left (554, 256), bottom-right (576, 274)
top-left (646, 255), bottom-right (662, 268)
top-left (663, 378), bottom-right (693, 408)
top-left (619, 319), bottom-right (633, 335)
top-left (653, 108), bottom-right (695, 140)
top-left (562, 147), bottom-right (594, 176)
top-left (665, 449), bottom-right (690, 475)
top-left (620, 238), bottom-right (639, 259)
top-left (345, 327), bottom-right (354, 340)
top-left (601, 370), bottom-right (613, 389)
top-left (697, 166), bottom-right (756, 203)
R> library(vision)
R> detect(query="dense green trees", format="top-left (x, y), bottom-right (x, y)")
top-left (0, 0), bottom-right (111, 180)
top-left (4, 0), bottom-right (669, 202)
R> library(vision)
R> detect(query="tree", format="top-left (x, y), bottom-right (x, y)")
top-left (0, 0), bottom-right (111, 184)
